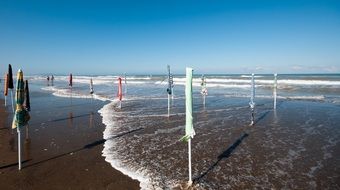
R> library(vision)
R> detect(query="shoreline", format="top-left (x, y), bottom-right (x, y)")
top-left (0, 97), bottom-right (140, 190)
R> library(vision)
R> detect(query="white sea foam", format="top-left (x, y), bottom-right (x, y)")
top-left (285, 95), bottom-right (325, 100)
top-left (29, 75), bottom-right (340, 85)
top-left (41, 86), bottom-right (112, 101)
top-left (99, 101), bottom-right (153, 190)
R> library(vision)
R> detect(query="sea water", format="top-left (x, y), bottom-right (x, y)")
top-left (31, 74), bottom-right (340, 189)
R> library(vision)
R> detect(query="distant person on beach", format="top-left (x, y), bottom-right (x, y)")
top-left (47, 76), bottom-right (50, 86)
top-left (51, 75), bottom-right (54, 86)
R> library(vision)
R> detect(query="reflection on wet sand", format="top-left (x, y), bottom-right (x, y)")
top-left (68, 112), bottom-right (73, 128)
top-left (24, 125), bottom-right (31, 160)
top-left (89, 112), bottom-right (94, 128)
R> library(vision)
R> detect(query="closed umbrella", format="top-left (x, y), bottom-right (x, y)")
top-left (200, 75), bottom-right (208, 107)
top-left (69, 73), bottom-right (73, 103)
top-left (167, 65), bottom-right (172, 117)
top-left (24, 80), bottom-right (31, 158)
top-left (4, 74), bottom-right (9, 106)
top-left (180, 67), bottom-right (195, 186)
top-left (8, 64), bottom-right (15, 112)
top-left (8, 64), bottom-right (14, 89)
top-left (12, 69), bottom-right (30, 170)
top-left (118, 77), bottom-right (122, 108)
top-left (90, 78), bottom-right (94, 94)
top-left (170, 73), bottom-right (174, 99)
top-left (69, 73), bottom-right (73, 87)
top-left (24, 80), bottom-right (30, 112)
top-left (249, 73), bottom-right (255, 125)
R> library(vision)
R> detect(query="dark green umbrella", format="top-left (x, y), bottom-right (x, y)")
top-left (12, 69), bottom-right (30, 170)
top-left (24, 80), bottom-right (31, 112)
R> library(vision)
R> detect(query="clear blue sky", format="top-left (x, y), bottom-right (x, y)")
top-left (1, 0), bottom-right (339, 75)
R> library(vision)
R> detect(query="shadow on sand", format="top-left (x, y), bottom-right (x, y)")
top-left (254, 110), bottom-right (271, 125)
top-left (193, 133), bottom-right (249, 184)
top-left (0, 128), bottom-right (143, 170)
top-left (49, 113), bottom-right (92, 122)
top-left (0, 159), bottom-right (32, 170)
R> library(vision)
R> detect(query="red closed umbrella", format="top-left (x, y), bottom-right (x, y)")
top-left (118, 77), bottom-right (122, 101)
top-left (118, 77), bottom-right (122, 108)
top-left (4, 74), bottom-right (8, 96)
top-left (4, 74), bottom-right (9, 106)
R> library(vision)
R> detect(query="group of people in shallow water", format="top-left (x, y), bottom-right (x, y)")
top-left (46, 75), bottom-right (54, 86)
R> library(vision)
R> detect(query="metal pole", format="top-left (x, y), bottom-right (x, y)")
top-left (274, 74), bottom-right (277, 110)
top-left (203, 95), bottom-right (206, 108)
top-left (172, 87), bottom-right (174, 100)
top-left (274, 91), bottom-right (277, 109)
top-left (17, 127), bottom-right (21, 170)
top-left (188, 138), bottom-right (192, 186)
top-left (11, 89), bottom-right (15, 113)
top-left (168, 94), bottom-right (170, 117)
top-left (124, 73), bottom-right (127, 94)
top-left (70, 87), bottom-right (73, 106)
top-left (250, 108), bottom-right (255, 126)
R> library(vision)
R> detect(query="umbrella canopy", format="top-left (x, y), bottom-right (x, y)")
top-left (201, 75), bottom-right (208, 96)
top-left (8, 64), bottom-right (14, 89)
top-left (24, 80), bottom-right (31, 112)
top-left (4, 74), bottom-right (9, 96)
top-left (69, 73), bottom-right (73, 87)
top-left (181, 67), bottom-right (195, 142)
top-left (249, 73), bottom-right (255, 108)
top-left (167, 65), bottom-right (172, 95)
top-left (118, 77), bottom-right (122, 101)
top-left (90, 78), bottom-right (94, 94)
top-left (12, 70), bottom-right (30, 129)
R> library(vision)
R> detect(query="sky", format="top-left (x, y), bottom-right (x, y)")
top-left (0, 0), bottom-right (340, 75)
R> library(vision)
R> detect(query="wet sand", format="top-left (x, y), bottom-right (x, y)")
top-left (101, 96), bottom-right (340, 189)
top-left (0, 97), bottom-right (140, 190)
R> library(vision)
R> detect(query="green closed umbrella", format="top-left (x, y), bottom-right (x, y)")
top-left (12, 69), bottom-right (30, 170)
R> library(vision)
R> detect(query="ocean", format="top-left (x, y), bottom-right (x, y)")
top-left (26, 74), bottom-right (340, 189)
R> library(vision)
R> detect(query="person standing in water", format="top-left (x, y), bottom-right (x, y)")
top-left (47, 76), bottom-right (50, 86)
top-left (51, 75), bottom-right (54, 86)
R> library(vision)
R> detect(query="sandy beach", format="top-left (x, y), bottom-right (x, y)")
top-left (0, 97), bottom-right (140, 190)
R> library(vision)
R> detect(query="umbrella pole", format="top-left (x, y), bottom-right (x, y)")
top-left (172, 88), bottom-right (174, 100)
top-left (119, 100), bottom-right (122, 109)
top-left (167, 94), bottom-right (170, 117)
top-left (70, 87), bottom-right (73, 106)
top-left (188, 138), bottom-right (192, 186)
top-left (26, 124), bottom-right (29, 140)
top-left (17, 127), bottom-right (22, 170)
top-left (274, 93), bottom-right (277, 109)
top-left (11, 89), bottom-right (15, 113)
top-left (203, 95), bottom-right (206, 108)
top-left (91, 94), bottom-right (93, 108)
top-left (250, 107), bottom-right (255, 126)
